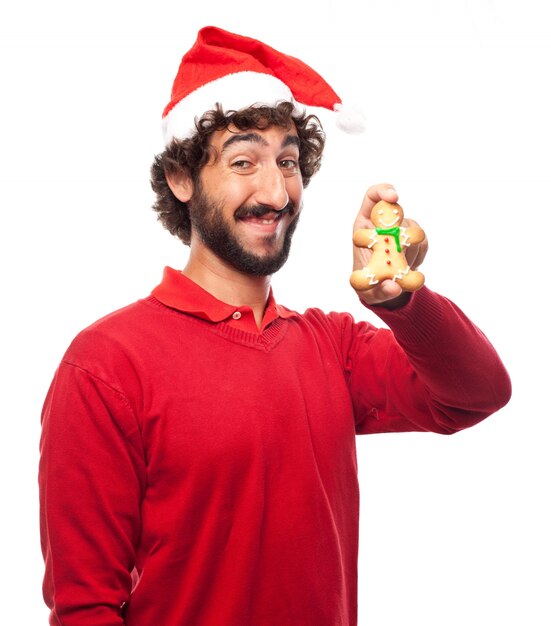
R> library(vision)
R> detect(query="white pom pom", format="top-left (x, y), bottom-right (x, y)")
top-left (333, 103), bottom-right (366, 134)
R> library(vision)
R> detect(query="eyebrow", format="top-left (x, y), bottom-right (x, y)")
top-left (282, 135), bottom-right (300, 149)
top-left (221, 132), bottom-right (300, 153)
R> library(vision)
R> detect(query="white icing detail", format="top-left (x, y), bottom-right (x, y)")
top-left (367, 231), bottom-right (377, 249)
top-left (379, 216), bottom-right (400, 227)
top-left (400, 226), bottom-right (411, 247)
top-left (393, 266), bottom-right (411, 281)
top-left (362, 268), bottom-right (379, 285)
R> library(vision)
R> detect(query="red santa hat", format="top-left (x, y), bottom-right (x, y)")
top-left (162, 26), bottom-right (365, 145)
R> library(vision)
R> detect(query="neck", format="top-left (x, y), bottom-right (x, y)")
top-left (183, 243), bottom-right (272, 328)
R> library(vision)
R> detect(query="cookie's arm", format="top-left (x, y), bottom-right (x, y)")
top-left (352, 228), bottom-right (376, 248)
top-left (402, 225), bottom-right (425, 246)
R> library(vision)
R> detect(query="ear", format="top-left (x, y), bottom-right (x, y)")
top-left (166, 171), bottom-right (194, 203)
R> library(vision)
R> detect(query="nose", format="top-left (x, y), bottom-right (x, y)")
top-left (253, 164), bottom-right (289, 211)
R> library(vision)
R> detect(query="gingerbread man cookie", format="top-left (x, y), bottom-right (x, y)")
top-left (350, 200), bottom-right (425, 292)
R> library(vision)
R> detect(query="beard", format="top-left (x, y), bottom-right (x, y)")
top-left (187, 185), bottom-right (300, 277)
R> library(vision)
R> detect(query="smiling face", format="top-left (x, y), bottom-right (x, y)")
top-left (370, 201), bottom-right (404, 229)
top-left (187, 123), bottom-right (304, 276)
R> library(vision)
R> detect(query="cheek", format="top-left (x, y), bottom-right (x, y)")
top-left (220, 178), bottom-right (257, 209)
top-left (286, 178), bottom-right (303, 206)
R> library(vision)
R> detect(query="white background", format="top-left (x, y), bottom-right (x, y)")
top-left (1, 1), bottom-right (549, 624)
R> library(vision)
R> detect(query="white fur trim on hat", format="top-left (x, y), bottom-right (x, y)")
top-left (333, 103), bottom-right (367, 134)
top-left (162, 71), bottom-right (296, 145)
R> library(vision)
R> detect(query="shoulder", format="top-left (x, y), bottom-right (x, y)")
top-left (287, 306), bottom-right (382, 351)
top-left (69, 299), bottom-right (145, 343)
top-left (61, 297), bottom-right (165, 373)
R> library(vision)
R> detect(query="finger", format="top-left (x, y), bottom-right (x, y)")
top-left (354, 184), bottom-right (399, 229)
top-left (356, 279), bottom-right (403, 305)
top-left (352, 244), bottom-right (373, 272)
top-left (364, 184), bottom-right (399, 206)
top-left (409, 239), bottom-right (429, 269)
top-left (401, 218), bottom-right (429, 269)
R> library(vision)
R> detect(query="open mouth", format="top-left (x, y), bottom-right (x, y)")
top-left (241, 211), bottom-right (285, 225)
top-left (235, 204), bottom-right (294, 230)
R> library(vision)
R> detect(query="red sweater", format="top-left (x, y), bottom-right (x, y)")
top-left (39, 268), bottom-right (511, 625)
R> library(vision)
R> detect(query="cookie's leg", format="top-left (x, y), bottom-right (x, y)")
top-left (396, 268), bottom-right (425, 292)
top-left (350, 269), bottom-right (378, 291)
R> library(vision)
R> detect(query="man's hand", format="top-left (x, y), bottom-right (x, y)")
top-left (351, 184), bottom-right (429, 307)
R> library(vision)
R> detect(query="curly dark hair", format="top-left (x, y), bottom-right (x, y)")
top-left (150, 101), bottom-right (326, 245)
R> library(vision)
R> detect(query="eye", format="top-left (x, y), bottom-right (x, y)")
top-left (231, 159), bottom-right (253, 170)
top-left (378, 209), bottom-right (383, 215)
top-left (279, 159), bottom-right (298, 173)
top-left (393, 209), bottom-right (399, 214)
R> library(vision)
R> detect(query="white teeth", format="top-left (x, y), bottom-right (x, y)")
top-left (240, 212), bottom-right (282, 225)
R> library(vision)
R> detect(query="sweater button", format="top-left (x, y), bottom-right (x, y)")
top-left (232, 311), bottom-right (242, 320)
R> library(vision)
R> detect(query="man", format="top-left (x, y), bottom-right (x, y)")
top-left (39, 26), bottom-right (511, 625)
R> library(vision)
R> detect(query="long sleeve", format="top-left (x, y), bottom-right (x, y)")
top-left (346, 286), bottom-right (511, 434)
top-left (39, 361), bottom-right (147, 625)
top-left (37, 281), bottom-right (511, 625)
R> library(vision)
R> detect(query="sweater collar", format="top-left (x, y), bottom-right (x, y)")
top-left (151, 266), bottom-right (297, 328)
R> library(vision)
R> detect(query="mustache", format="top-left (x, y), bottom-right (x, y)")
top-left (234, 201), bottom-right (296, 220)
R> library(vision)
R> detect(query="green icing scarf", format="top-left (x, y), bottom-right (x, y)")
top-left (376, 226), bottom-right (402, 252)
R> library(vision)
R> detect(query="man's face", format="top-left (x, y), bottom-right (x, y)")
top-left (188, 124), bottom-right (304, 276)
